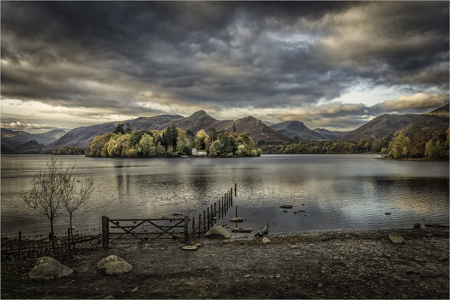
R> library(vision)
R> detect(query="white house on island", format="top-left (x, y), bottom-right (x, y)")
top-left (192, 148), bottom-right (207, 156)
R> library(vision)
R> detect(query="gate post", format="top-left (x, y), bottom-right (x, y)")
top-left (102, 216), bottom-right (109, 248)
top-left (184, 216), bottom-right (189, 244)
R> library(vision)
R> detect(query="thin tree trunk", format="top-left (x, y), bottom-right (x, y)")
top-left (50, 218), bottom-right (55, 253)
top-left (70, 212), bottom-right (74, 245)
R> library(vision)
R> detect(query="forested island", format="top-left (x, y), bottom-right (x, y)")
top-left (85, 123), bottom-right (263, 158)
top-left (261, 122), bottom-right (449, 160)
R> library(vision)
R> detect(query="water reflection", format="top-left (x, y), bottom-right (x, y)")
top-left (1, 154), bottom-right (448, 235)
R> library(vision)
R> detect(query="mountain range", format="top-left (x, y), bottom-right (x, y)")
top-left (2, 104), bottom-right (448, 153)
top-left (1, 129), bottom-right (66, 147)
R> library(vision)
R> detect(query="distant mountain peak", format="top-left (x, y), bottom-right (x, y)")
top-left (270, 120), bottom-right (327, 141)
top-left (191, 110), bottom-right (208, 116)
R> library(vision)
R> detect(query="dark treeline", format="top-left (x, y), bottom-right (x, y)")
top-left (52, 147), bottom-right (87, 155)
top-left (261, 123), bottom-right (449, 160)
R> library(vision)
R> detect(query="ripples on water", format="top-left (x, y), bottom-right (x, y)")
top-left (1, 154), bottom-right (448, 236)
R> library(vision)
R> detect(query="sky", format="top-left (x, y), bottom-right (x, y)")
top-left (1, 1), bottom-right (449, 134)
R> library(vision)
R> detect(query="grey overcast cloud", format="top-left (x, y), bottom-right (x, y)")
top-left (1, 1), bottom-right (449, 133)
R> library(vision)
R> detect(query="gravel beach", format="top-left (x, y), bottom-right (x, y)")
top-left (1, 227), bottom-right (448, 299)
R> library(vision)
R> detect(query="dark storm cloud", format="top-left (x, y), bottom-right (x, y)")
top-left (1, 1), bottom-right (448, 127)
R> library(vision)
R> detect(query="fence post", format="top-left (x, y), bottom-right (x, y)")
top-left (207, 207), bottom-right (210, 230)
top-left (203, 210), bottom-right (206, 234)
top-left (102, 216), bottom-right (109, 248)
top-left (211, 204), bottom-right (214, 224)
top-left (235, 183), bottom-right (237, 197)
top-left (198, 214), bottom-right (201, 237)
top-left (214, 202), bottom-right (217, 218)
top-left (192, 217), bottom-right (195, 238)
top-left (231, 188), bottom-right (233, 201)
top-left (184, 216), bottom-right (189, 244)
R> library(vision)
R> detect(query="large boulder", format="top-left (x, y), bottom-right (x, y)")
top-left (97, 255), bottom-right (133, 275)
top-left (29, 257), bottom-right (73, 281)
top-left (204, 225), bottom-right (231, 239)
top-left (389, 233), bottom-right (406, 244)
top-left (229, 217), bottom-right (243, 222)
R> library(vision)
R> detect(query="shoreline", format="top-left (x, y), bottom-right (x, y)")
top-left (2, 227), bottom-right (448, 299)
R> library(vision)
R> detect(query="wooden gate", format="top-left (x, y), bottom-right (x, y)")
top-left (102, 216), bottom-right (189, 248)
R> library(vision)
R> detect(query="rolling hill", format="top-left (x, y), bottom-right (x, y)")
top-left (339, 106), bottom-right (449, 141)
top-left (269, 121), bottom-right (328, 141)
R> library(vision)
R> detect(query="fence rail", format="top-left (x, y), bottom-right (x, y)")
top-left (102, 216), bottom-right (189, 247)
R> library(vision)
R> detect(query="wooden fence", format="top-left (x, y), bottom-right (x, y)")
top-left (102, 184), bottom-right (238, 247)
top-left (102, 216), bottom-right (189, 247)
top-left (191, 186), bottom-right (235, 238)
top-left (1, 229), bottom-right (101, 262)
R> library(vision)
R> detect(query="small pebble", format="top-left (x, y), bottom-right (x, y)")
top-left (317, 283), bottom-right (323, 288)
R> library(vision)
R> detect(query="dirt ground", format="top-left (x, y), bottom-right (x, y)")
top-left (1, 227), bottom-right (448, 299)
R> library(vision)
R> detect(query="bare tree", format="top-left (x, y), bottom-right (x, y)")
top-left (63, 174), bottom-right (94, 240)
top-left (23, 156), bottom-right (73, 252)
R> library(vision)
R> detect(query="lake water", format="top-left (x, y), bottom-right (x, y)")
top-left (1, 154), bottom-right (448, 238)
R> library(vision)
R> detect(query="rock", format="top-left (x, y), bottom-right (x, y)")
top-left (298, 210), bottom-right (306, 212)
top-left (389, 233), bottom-right (406, 244)
top-left (280, 205), bottom-right (293, 209)
top-left (28, 257), bottom-right (73, 281)
top-left (276, 274), bottom-right (281, 278)
top-left (105, 295), bottom-right (115, 299)
top-left (97, 255), bottom-right (133, 276)
top-left (229, 217), bottom-right (244, 222)
top-left (438, 256), bottom-right (448, 262)
top-left (290, 245), bottom-right (298, 249)
top-left (317, 283), bottom-right (323, 288)
top-left (385, 212), bottom-right (391, 215)
top-left (231, 228), bottom-right (252, 233)
top-left (204, 225), bottom-right (231, 239)
top-left (262, 237), bottom-right (271, 244)
top-left (182, 246), bottom-right (198, 251)
top-left (413, 223), bottom-right (421, 229)
top-left (195, 244), bottom-right (202, 247)
top-left (425, 223), bottom-right (449, 228)
top-left (414, 257), bottom-right (424, 262)
top-left (244, 275), bottom-right (251, 278)
top-left (283, 210), bottom-right (288, 213)
top-left (132, 287), bottom-right (138, 293)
